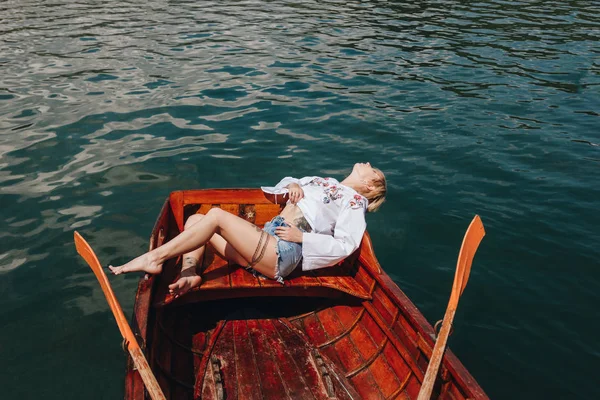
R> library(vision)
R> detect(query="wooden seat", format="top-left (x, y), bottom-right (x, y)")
top-left (153, 250), bottom-right (371, 307)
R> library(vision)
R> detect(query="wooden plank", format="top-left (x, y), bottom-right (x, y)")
top-left (182, 189), bottom-right (275, 205)
top-left (331, 304), bottom-right (360, 328)
top-left (197, 204), bottom-right (212, 215)
top-left (361, 311), bottom-right (387, 346)
top-left (333, 275), bottom-right (372, 299)
top-left (382, 342), bottom-right (414, 391)
top-left (194, 322), bottom-right (226, 399)
top-left (285, 272), bottom-right (322, 289)
top-left (274, 320), bottom-right (329, 399)
top-left (233, 320), bottom-right (263, 400)
top-left (358, 232), bottom-right (382, 274)
top-left (363, 303), bottom-right (424, 382)
top-left (262, 319), bottom-right (316, 399)
top-left (211, 322), bottom-right (238, 400)
top-left (372, 287), bottom-right (396, 326)
top-left (318, 309), bottom-right (365, 374)
top-left (199, 246), bottom-right (231, 290)
top-left (348, 369), bottom-right (385, 400)
top-left (246, 320), bottom-right (291, 400)
top-left (191, 331), bottom-right (207, 374)
top-left (229, 263), bottom-right (262, 288)
top-left (169, 191), bottom-right (185, 231)
top-left (340, 308), bottom-right (398, 398)
top-left (219, 203), bottom-right (239, 216)
top-left (405, 375), bottom-right (421, 399)
top-left (297, 312), bottom-right (345, 369)
top-left (355, 263), bottom-right (375, 292)
top-left (254, 203), bottom-right (282, 226)
top-left (369, 353), bottom-right (401, 398)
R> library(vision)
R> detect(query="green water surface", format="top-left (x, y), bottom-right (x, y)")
top-left (1, 1), bottom-right (599, 399)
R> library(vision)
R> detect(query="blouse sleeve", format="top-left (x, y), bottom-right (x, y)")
top-left (261, 176), bottom-right (317, 194)
top-left (301, 197), bottom-right (367, 271)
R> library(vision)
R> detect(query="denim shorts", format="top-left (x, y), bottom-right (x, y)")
top-left (262, 216), bottom-right (304, 283)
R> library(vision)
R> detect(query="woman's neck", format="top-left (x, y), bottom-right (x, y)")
top-left (340, 177), bottom-right (364, 195)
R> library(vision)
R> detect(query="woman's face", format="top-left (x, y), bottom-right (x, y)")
top-left (352, 162), bottom-right (380, 183)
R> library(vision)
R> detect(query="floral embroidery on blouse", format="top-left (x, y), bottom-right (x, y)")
top-left (322, 185), bottom-right (343, 204)
top-left (311, 177), bottom-right (344, 204)
top-left (349, 194), bottom-right (367, 209)
top-left (312, 177), bottom-right (331, 187)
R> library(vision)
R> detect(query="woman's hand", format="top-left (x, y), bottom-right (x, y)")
top-left (287, 183), bottom-right (304, 204)
top-left (275, 223), bottom-right (304, 243)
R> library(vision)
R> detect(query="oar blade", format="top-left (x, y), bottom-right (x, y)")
top-left (74, 231), bottom-right (131, 340)
top-left (74, 231), bottom-right (166, 400)
top-left (455, 215), bottom-right (485, 297)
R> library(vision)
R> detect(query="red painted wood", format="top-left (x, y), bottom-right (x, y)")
top-left (262, 319), bottom-right (316, 399)
top-left (246, 320), bottom-right (291, 400)
top-left (229, 263), bottom-right (261, 288)
top-left (198, 246), bottom-right (231, 290)
top-left (330, 304), bottom-right (360, 328)
top-left (371, 287), bottom-right (396, 326)
top-left (382, 342), bottom-right (413, 389)
top-left (233, 320), bottom-right (263, 400)
top-left (370, 354), bottom-right (402, 398)
top-left (361, 311), bottom-right (387, 346)
top-left (348, 369), bottom-right (385, 400)
top-left (355, 263), bottom-right (375, 292)
top-left (169, 191), bottom-right (185, 232)
top-left (194, 322), bottom-right (225, 399)
top-left (273, 320), bottom-right (327, 399)
top-left (254, 203), bottom-right (283, 226)
top-left (363, 303), bottom-right (425, 382)
top-left (405, 375), bottom-right (421, 399)
top-left (182, 189), bottom-right (275, 205)
top-left (210, 322), bottom-right (238, 400)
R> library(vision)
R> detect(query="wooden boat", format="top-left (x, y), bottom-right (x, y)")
top-left (124, 189), bottom-right (488, 400)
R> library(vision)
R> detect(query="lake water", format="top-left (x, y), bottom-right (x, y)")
top-left (1, 0), bottom-right (598, 398)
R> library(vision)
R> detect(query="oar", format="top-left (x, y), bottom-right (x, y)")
top-left (417, 215), bottom-right (485, 400)
top-left (74, 231), bottom-right (166, 400)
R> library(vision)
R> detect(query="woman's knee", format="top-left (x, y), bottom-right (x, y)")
top-left (184, 213), bottom-right (205, 229)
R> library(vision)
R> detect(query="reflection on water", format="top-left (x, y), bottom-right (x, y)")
top-left (1, 0), bottom-right (599, 398)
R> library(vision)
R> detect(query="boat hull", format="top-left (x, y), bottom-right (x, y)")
top-left (124, 189), bottom-right (488, 399)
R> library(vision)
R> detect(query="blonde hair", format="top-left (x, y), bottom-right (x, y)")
top-left (365, 168), bottom-right (387, 213)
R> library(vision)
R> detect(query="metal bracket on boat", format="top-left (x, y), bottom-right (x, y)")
top-left (211, 355), bottom-right (224, 400)
top-left (434, 320), bottom-right (454, 338)
top-left (122, 331), bottom-right (146, 370)
top-left (312, 349), bottom-right (335, 398)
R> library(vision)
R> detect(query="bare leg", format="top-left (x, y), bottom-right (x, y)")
top-left (109, 208), bottom-right (278, 279)
top-left (168, 213), bottom-right (250, 297)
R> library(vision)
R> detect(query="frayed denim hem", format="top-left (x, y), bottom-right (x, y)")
top-left (272, 234), bottom-right (285, 285)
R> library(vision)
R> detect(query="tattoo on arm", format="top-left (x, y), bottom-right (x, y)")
top-left (293, 217), bottom-right (312, 233)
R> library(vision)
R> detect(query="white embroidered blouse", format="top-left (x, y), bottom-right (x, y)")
top-left (261, 176), bottom-right (368, 271)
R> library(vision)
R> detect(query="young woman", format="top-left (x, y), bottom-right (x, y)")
top-left (109, 162), bottom-right (387, 298)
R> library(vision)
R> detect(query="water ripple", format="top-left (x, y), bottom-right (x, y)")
top-left (1, 0), bottom-right (599, 398)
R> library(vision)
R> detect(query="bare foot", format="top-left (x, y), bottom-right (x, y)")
top-left (108, 252), bottom-right (163, 275)
top-left (168, 269), bottom-right (202, 298)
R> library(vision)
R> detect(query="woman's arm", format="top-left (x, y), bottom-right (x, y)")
top-left (261, 176), bottom-right (317, 194)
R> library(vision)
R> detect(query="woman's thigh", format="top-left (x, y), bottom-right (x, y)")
top-left (207, 208), bottom-right (278, 278)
